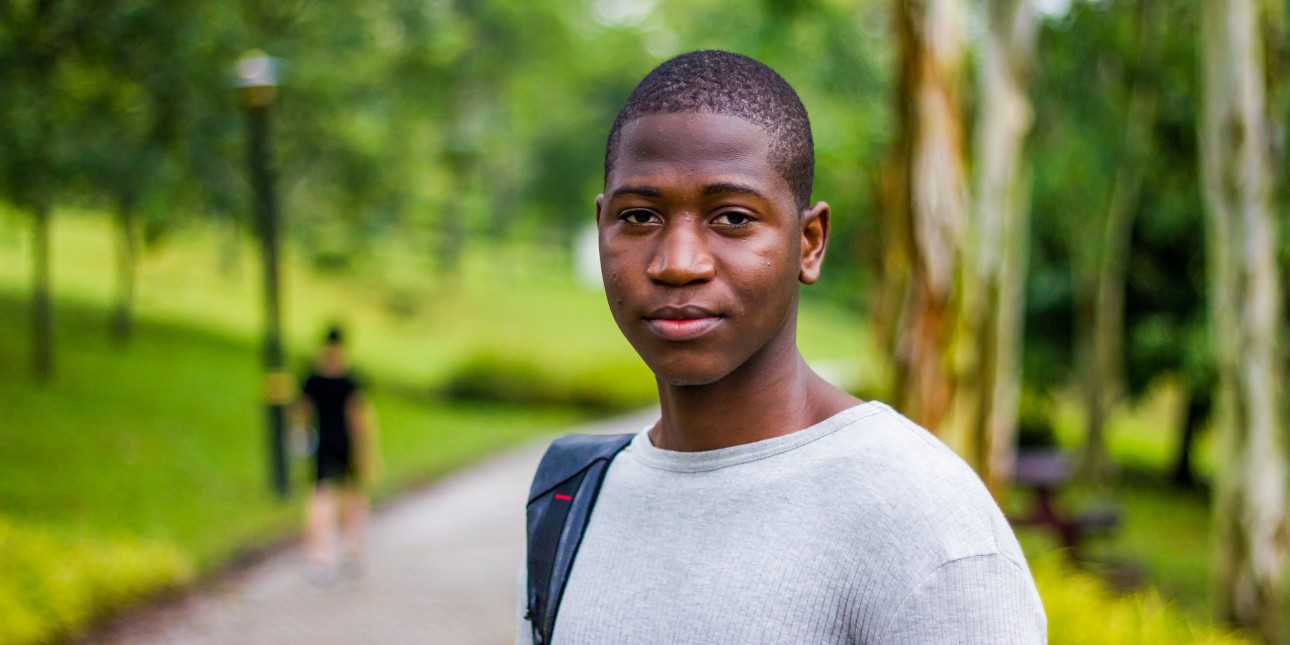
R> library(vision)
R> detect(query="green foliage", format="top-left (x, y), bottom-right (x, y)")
top-left (1026, 0), bottom-right (1208, 399)
top-left (1032, 551), bottom-right (1252, 645)
top-left (1, 0), bottom-right (893, 298)
top-left (0, 517), bottom-right (194, 645)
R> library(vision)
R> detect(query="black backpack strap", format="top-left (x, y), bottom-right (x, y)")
top-left (526, 432), bottom-right (635, 645)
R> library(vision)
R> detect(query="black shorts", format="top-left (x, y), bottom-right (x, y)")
top-left (315, 446), bottom-right (354, 485)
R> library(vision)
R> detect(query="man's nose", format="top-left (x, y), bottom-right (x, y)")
top-left (646, 221), bottom-right (716, 286)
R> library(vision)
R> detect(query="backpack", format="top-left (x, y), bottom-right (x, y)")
top-left (525, 433), bottom-right (635, 645)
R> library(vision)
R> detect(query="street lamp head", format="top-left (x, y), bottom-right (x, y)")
top-left (235, 51), bottom-right (279, 108)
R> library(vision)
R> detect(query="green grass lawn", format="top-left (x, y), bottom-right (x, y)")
top-left (0, 295), bottom-right (586, 643)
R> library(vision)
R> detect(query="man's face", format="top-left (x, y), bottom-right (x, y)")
top-left (596, 112), bottom-right (828, 386)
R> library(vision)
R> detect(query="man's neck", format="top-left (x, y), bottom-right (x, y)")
top-left (649, 342), bottom-right (860, 453)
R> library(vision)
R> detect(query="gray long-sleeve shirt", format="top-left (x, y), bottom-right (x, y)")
top-left (519, 402), bottom-right (1047, 644)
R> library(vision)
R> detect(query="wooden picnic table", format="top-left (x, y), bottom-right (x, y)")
top-left (1009, 449), bottom-right (1120, 557)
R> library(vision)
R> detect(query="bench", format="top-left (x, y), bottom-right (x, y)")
top-left (1009, 449), bottom-right (1122, 558)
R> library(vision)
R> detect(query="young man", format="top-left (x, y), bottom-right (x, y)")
top-left (520, 51), bottom-right (1046, 643)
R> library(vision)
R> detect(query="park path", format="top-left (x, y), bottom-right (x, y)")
top-left (90, 409), bottom-right (657, 645)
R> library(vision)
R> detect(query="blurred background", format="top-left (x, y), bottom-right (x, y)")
top-left (2, 0), bottom-right (1289, 643)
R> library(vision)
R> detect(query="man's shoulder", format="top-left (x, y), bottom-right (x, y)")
top-left (797, 403), bottom-right (1022, 566)
top-left (801, 402), bottom-right (983, 492)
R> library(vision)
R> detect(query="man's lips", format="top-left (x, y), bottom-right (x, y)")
top-left (644, 305), bottom-right (723, 341)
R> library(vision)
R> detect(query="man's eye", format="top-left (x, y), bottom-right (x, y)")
top-left (714, 212), bottom-right (754, 226)
top-left (621, 210), bottom-right (658, 225)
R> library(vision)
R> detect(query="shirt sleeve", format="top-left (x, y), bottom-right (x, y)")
top-left (301, 375), bottom-right (317, 404)
top-left (879, 554), bottom-right (1047, 644)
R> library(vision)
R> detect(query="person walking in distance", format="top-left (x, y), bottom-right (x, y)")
top-left (297, 325), bottom-right (381, 582)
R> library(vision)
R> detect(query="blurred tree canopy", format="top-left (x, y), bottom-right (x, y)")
top-left (1, 0), bottom-right (892, 280)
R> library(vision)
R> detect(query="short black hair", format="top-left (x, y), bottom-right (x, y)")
top-left (604, 50), bottom-right (814, 210)
top-left (325, 325), bottom-right (344, 345)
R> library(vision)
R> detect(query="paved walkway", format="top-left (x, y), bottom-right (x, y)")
top-left (91, 410), bottom-right (656, 645)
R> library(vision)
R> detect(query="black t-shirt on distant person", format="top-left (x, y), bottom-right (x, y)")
top-left (302, 372), bottom-right (361, 456)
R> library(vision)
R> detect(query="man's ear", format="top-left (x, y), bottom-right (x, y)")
top-left (595, 194), bottom-right (605, 226)
top-left (799, 201), bottom-right (830, 285)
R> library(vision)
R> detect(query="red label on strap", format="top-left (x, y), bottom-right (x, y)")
top-left (554, 494), bottom-right (572, 501)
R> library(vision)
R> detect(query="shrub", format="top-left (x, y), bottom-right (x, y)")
top-left (1032, 551), bottom-right (1252, 644)
top-left (442, 351), bottom-right (655, 411)
top-left (0, 517), bottom-right (195, 644)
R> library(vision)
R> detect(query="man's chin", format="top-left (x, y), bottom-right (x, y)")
top-left (647, 359), bottom-right (734, 389)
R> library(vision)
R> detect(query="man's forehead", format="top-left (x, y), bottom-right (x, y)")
top-left (611, 113), bottom-right (775, 179)
top-left (617, 112), bottom-right (770, 153)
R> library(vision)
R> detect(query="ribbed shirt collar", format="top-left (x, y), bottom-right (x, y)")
top-left (629, 402), bottom-right (883, 473)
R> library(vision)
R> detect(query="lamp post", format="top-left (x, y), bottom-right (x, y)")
top-left (235, 52), bottom-right (289, 499)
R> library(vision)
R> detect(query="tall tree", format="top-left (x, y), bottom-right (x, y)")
top-left (1071, 1), bottom-right (1166, 481)
top-left (76, 3), bottom-right (198, 341)
top-left (883, 0), bottom-right (969, 431)
top-left (1199, 0), bottom-right (1288, 639)
top-left (0, 1), bottom-right (104, 380)
top-left (948, 0), bottom-right (1037, 494)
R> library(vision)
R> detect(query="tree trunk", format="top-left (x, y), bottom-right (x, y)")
top-left (1171, 387), bottom-right (1210, 488)
top-left (1078, 92), bottom-right (1156, 482)
top-left (888, 0), bottom-right (969, 432)
top-left (31, 201), bottom-right (53, 381)
top-left (874, 167), bottom-right (911, 404)
top-left (437, 149), bottom-right (469, 275)
top-left (1199, 0), bottom-right (1288, 639)
top-left (1072, 284), bottom-right (1112, 476)
top-left (112, 193), bottom-right (138, 342)
top-left (1077, 2), bottom-right (1163, 483)
top-left (1092, 90), bottom-right (1154, 410)
top-left (438, 66), bottom-right (485, 277)
top-left (948, 0), bottom-right (1036, 496)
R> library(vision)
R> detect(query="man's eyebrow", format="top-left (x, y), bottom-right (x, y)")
top-left (702, 182), bottom-right (763, 198)
top-left (611, 185), bottom-right (662, 198)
